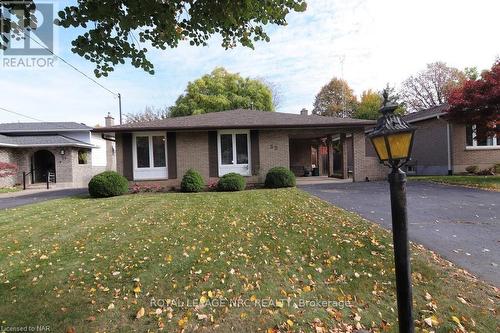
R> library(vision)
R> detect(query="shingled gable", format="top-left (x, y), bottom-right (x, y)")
top-left (93, 109), bottom-right (375, 132)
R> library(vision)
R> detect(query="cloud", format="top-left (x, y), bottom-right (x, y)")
top-left (1, 0), bottom-right (499, 125)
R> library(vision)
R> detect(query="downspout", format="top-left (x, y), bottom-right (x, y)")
top-left (446, 122), bottom-right (452, 175)
top-left (101, 133), bottom-right (116, 142)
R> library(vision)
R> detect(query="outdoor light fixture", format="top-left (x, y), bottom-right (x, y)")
top-left (60, 149), bottom-right (65, 155)
top-left (369, 94), bottom-right (415, 168)
top-left (369, 91), bottom-right (416, 333)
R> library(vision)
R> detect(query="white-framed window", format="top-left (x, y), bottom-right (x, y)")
top-left (217, 130), bottom-right (251, 176)
top-left (132, 132), bottom-right (168, 180)
top-left (466, 124), bottom-right (499, 150)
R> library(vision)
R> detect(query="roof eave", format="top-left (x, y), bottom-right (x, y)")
top-left (0, 143), bottom-right (94, 148)
top-left (405, 112), bottom-right (448, 124)
top-left (93, 122), bottom-right (375, 133)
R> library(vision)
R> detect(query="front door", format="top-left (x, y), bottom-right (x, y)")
top-left (32, 150), bottom-right (56, 183)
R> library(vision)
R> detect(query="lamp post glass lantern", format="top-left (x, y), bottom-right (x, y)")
top-left (369, 91), bottom-right (416, 333)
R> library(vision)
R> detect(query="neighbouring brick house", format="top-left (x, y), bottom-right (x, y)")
top-left (0, 114), bottom-right (116, 188)
top-left (94, 109), bottom-right (387, 187)
top-left (403, 105), bottom-right (500, 175)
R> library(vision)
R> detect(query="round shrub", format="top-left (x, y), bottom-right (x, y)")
top-left (217, 173), bottom-right (246, 192)
top-left (265, 167), bottom-right (296, 188)
top-left (88, 171), bottom-right (129, 198)
top-left (180, 169), bottom-right (205, 192)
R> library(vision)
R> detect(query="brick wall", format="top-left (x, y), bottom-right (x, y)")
top-left (353, 132), bottom-right (386, 181)
top-left (115, 128), bottom-right (390, 187)
top-left (257, 130), bottom-right (290, 182)
top-left (451, 123), bottom-right (500, 173)
top-left (0, 148), bottom-right (19, 187)
top-left (176, 131), bottom-right (210, 179)
top-left (115, 133), bottom-right (125, 176)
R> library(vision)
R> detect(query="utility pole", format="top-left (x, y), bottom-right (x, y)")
top-left (118, 93), bottom-right (122, 125)
top-left (339, 55), bottom-right (346, 118)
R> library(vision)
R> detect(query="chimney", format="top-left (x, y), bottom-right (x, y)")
top-left (105, 112), bottom-right (115, 127)
top-left (104, 113), bottom-right (116, 171)
top-left (300, 108), bottom-right (308, 116)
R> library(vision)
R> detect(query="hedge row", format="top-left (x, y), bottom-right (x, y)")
top-left (88, 167), bottom-right (296, 197)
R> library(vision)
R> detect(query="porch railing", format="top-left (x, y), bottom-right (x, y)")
top-left (22, 170), bottom-right (57, 190)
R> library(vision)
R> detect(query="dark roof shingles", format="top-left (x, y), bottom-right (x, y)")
top-left (403, 104), bottom-right (449, 123)
top-left (95, 109), bottom-right (375, 132)
top-left (0, 134), bottom-right (93, 147)
top-left (0, 122), bottom-right (92, 133)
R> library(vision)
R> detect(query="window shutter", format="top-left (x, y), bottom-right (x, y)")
top-left (167, 132), bottom-right (177, 179)
top-left (122, 133), bottom-right (133, 180)
top-left (250, 130), bottom-right (260, 176)
top-left (208, 131), bottom-right (218, 177)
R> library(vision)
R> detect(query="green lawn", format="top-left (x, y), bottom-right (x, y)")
top-left (0, 190), bottom-right (497, 332)
top-left (410, 175), bottom-right (500, 191)
top-left (0, 186), bottom-right (21, 194)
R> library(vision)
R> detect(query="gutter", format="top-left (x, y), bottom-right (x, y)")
top-left (101, 133), bottom-right (116, 142)
top-left (0, 143), bottom-right (94, 148)
top-left (93, 123), bottom-right (376, 133)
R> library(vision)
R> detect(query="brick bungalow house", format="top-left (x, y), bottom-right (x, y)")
top-left (94, 109), bottom-right (387, 187)
top-left (0, 114), bottom-right (116, 188)
top-left (403, 105), bottom-right (500, 175)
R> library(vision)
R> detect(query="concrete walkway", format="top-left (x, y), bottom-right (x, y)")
top-left (300, 181), bottom-right (500, 287)
top-left (296, 176), bottom-right (352, 186)
top-left (0, 188), bottom-right (88, 209)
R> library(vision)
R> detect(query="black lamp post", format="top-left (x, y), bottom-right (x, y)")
top-left (369, 91), bottom-right (416, 333)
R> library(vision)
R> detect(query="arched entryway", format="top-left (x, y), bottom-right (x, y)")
top-left (32, 150), bottom-right (56, 183)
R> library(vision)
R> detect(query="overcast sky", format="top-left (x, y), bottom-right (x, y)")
top-left (1, 0), bottom-right (499, 126)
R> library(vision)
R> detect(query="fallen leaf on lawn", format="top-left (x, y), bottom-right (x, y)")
top-left (178, 317), bottom-right (188, 328)
top-left (424, 315), bottom-right (439, 327)
top-left (425, 292), bottom-right (432, 301)
top-left (107, 303), bottom-right (115, 310)
top-left (86, 316), bottom-right (96, 322)
top-left (286, 319), bottom-right (294, 327)
top-left (40, 255), bottom-right (48, 260)
top-left (197, 314), bottom-right (208, 320)
top-left (451, 316), bottom-right (465, 331)
top-left (136, 307), bottom-right (145, 319)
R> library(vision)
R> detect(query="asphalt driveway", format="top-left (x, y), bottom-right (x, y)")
top-left (300, 181), bottom-right (500, 286)
top-left (0, 188), bottom-right (88, 210)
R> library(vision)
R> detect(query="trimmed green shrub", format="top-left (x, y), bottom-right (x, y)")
top-left (465, 165), bottom-right (479, 174)
top-left (217, 173), bottom-right (246, 192)
top-left (494, 163), bottom-right (500, 174)
top-left (88, 171), bottom-right (129, 198)
top-left (265, 167), bottom-right (296, 188)
top-left (180, 169), bottom-right (205, 192)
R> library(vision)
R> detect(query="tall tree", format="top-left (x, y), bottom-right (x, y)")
top-left (353, 89), bottom-right (382, 120)
top-left (257, 78), bottom-right (283, 110)
top-left (312, 78), bottom-right (357, 117)
top-left (447, 60), bottom-right (500, 138)
top-left (400, 62), bottom-right (465, 111)
top-left (0, 1), bottom-right (307, 77)
top-left (170, 67), bottom-right (274, 117)
top-left (125, 106), bottom-right (170, 124)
